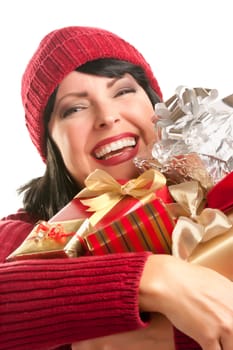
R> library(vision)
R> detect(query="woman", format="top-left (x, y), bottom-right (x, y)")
top-left (1, 26), bottom-right (233, 350)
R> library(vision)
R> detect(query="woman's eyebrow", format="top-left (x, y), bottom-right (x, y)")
top-left (55, 76), bottom-right (129, 106)
top-left (54, 92), bottom-right (88, 108)
top-left (106, 76), bottom-right (122, 88)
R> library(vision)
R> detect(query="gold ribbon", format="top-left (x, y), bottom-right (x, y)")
top-left (172, 205), bottom-right (233, 280)
top-left (168, 181), bottom-right (206, 218)
top-left (76, 169), bottom-right (167, 226)
top-left (165, 180), bottom-right (207, 223)
top-left (163, 180), bottom-right (233, 280)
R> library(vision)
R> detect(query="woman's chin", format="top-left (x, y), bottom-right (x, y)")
top-left (104, 163), bottom-right (140, 181)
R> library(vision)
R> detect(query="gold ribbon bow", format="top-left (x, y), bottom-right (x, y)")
top-left (168, 180), bottom-right (206, 218)
top-left (171, 183), bottom-right (233, 280)
top-left (76, 168), bottom-right (167, 226)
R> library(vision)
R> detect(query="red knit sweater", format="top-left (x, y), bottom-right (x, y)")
top-left (0, 210), bottom-right (200, 350)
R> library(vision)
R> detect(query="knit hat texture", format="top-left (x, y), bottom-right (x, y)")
top-left (21, 26), bottom-right (162, 161)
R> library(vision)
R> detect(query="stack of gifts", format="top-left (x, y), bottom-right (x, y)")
top-left (6, 168), bottom-right (175, 260)
top-left (7, 86), bottom-right (233, 281)
top-left (134, 86), bottom-right (233, 280)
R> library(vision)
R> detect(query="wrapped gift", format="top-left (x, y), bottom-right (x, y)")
top-left (82, 197), bottom-right (174, 255)
top-left (172, 205), bottom-right (233, 281)
top-left (6, 169), bottom-right (175, 261)
top-left (6, 219), bottom-right (85, 261)
top-left (207, 171), bottom-right (233, 212)
top-left (164, 159), bottom-right (233, 281)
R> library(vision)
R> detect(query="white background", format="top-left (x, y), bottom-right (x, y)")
top-left (1, 0), bottom-right (233, 217)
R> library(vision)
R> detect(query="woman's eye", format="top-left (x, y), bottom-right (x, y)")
top-left (115, 88), bottom-right (136, 97)
top-left (62, 105), bottom-right (86, 118)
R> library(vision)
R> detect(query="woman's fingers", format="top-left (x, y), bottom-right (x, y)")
top-left (139, 254), bottom-right (233, 349)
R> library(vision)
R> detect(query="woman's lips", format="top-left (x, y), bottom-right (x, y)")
top-left (92, 133), bottom-right (139, 166)
top-left (94, 137), bottom-right (136, 159)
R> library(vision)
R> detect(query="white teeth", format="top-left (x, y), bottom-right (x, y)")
top-left (95, 137), bottom-right (136, 159)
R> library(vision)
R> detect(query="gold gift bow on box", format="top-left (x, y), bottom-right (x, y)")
top-left (64, 168), bottom-right (168, 256)
top-left (76, 168), bottom-right (167, 226)
top-left (169, 181), bottom-right (233, 280)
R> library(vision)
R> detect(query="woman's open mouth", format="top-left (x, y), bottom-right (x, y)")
top-left (94, 136), bottom-right (136, 159)
top-left (92, 133), bottom-right (139, 165)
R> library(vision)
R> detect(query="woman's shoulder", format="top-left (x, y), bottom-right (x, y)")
top-left (1, 208), bottom-right (38, 224)
top-left (0, 209), bottom-right (38, 262)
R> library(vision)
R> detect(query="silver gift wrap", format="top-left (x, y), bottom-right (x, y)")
top-left (134, 86), bottom-right (233, 189)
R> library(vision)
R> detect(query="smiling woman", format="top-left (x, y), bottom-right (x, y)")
top-left (48, 66), bottom-right (158, 186)
top-left (1, 25), bottom-right (233, 350)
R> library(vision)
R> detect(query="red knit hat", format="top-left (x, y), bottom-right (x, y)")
top-left (21, 26), bottom-right (162, 161)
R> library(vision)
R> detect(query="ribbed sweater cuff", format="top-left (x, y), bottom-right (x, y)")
top-left (1, 252), bottom-right (150, 350)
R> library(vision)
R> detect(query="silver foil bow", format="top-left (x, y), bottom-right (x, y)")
top-left (134, 86), bottom-right (233, 189)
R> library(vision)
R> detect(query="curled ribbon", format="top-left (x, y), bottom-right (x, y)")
top-left (33, 221), bottom-right (75, 243)
top-left (76, 169), bottom-right (167, 226)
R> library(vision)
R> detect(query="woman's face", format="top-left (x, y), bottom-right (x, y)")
top-left (48, 70), bottom-right (157, 186)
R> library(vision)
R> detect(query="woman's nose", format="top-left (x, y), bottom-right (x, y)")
top-left (94, 107), bottom-right (121, 129)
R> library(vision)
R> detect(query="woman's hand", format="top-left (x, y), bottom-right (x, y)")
top-left (72, 313), bottom-right (175, 350)
top-left (139, 254), bottom-right (233, 350)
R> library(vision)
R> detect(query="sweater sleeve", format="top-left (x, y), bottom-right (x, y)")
top-left (0, 213), bottom-right (150, 350)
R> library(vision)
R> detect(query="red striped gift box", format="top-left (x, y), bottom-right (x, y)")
top-left (83, 198), bottom-right (175, 255)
